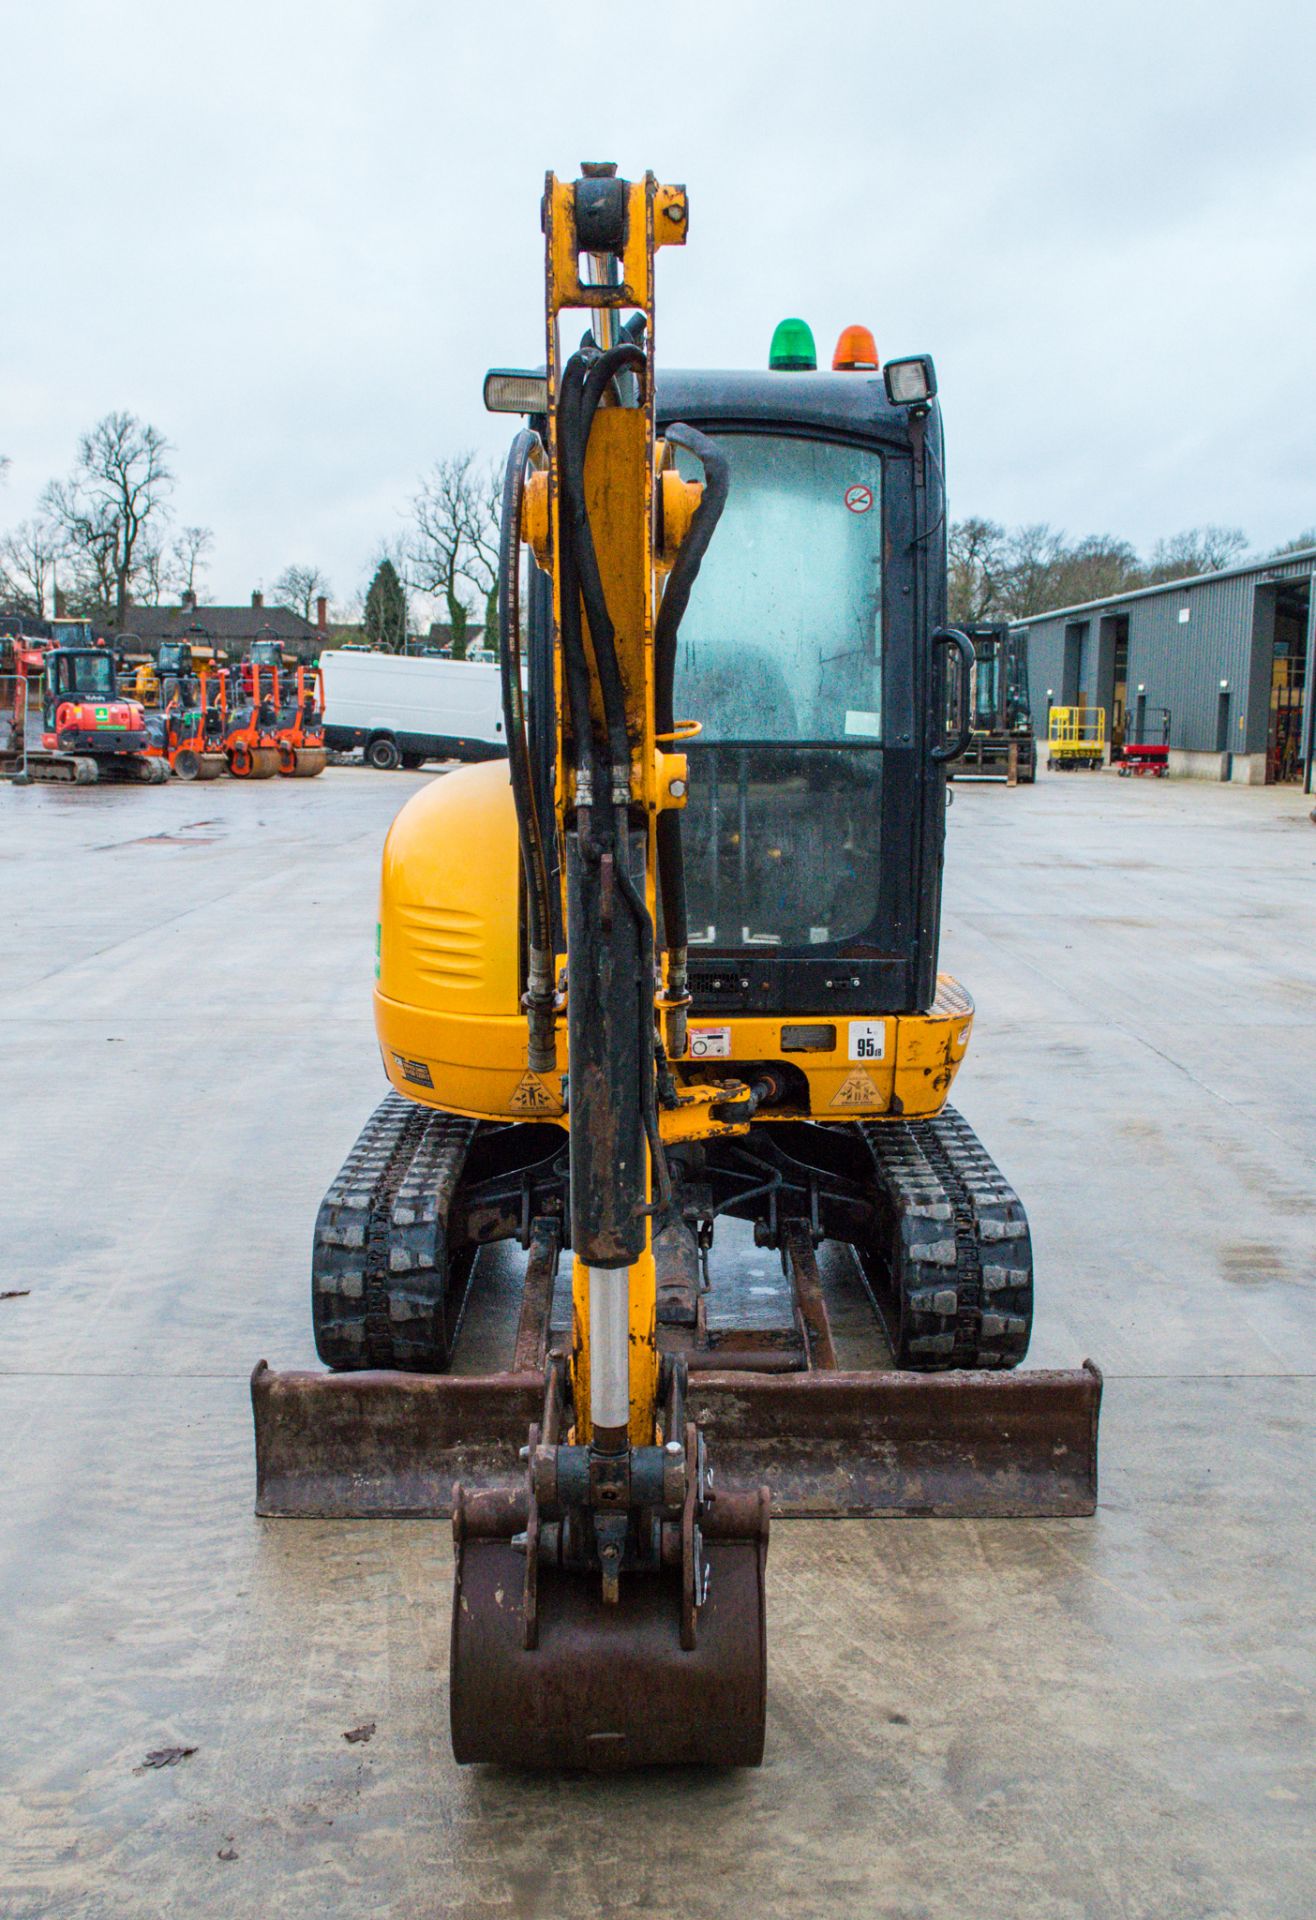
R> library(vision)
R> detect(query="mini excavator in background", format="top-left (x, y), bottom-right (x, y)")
top-left (253, 163), bottom-right (1101, 1770)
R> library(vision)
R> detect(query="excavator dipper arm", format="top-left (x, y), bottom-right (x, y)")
top-left (447, 164), bottom-right (770, 1767)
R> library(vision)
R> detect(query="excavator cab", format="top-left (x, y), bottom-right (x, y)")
top-left (660, 373), bottom-right (955, 1005)
top-left (44, 645), bottom-right (118, 717)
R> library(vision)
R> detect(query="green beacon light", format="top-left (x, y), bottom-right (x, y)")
top-left (768, 317), bottom-right (816, 371)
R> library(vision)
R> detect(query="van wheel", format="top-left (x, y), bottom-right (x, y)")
top-left (367, 735), bottom-right (401, 770)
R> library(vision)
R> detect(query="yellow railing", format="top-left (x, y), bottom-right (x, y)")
top-left (1047, 705), bottom-right (1106, 766)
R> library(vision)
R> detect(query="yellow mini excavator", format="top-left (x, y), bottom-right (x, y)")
top-left (253, 163), bottom-right (1101, 1769)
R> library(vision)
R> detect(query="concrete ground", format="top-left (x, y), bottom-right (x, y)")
top-left (1, 764), bottom-right (1313, 1920)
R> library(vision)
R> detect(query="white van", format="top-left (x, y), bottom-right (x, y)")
top-left (320, 650), bottom-right (507, 769)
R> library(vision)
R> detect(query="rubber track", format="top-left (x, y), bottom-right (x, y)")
top-left (857, 1106), bottom-right (1032, 1370)
top-left (312, 1093), bottom-right (479, 1371)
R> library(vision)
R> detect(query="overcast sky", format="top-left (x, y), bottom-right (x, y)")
top-left (5, 0), bottom-right (1315, 612)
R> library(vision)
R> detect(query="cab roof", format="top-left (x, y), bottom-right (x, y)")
top-left (656, 368), bottom-right (933, 451)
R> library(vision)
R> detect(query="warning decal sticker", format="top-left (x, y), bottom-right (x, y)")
top-left (392, 1052), bottom-right (434, 1089)
top-left (510, 1072), bottom-right (559, 1112)
top-left (843, 483), bottom-right (874, 514)
top-left (830, 1066), bottom-right (881, 1108)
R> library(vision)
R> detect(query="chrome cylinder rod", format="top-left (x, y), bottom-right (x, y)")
top-left (588, 1264), bottom-right (630, 1446)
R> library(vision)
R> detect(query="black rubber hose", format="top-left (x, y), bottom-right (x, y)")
top-left (497, 429), bottom-right (554, 1034)
top-left (652, 422), bottom-right (730, 964)
top-left (563, 339), bottom-right (677, 1211)
top-left (555, 356), bottom-right (604, 810)
top-left (561, 342), bottom-right (647, 796)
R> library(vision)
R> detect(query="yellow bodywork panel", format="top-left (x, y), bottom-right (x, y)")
top-left (374, 763), bottom-right (973, 1123)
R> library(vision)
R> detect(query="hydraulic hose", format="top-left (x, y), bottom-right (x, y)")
top-left (498, 426), bottom-right (557, 1073)
top-left (652, 423), bottom-right (730, 1050)
top-left (560, 341), bottom-right (648, 801)
top-left (558, 339), bottom-right (677, 1218)
top-left (555, 356), bottom-right (605, 817)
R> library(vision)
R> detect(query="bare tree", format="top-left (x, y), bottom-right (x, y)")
top-left (128, 524), bottom-right (214, 607)
top-left (42, 412), bottom-right (174, 628)
top-left (0, 518), bottom-right (59, 618)
top-left (1269, 528), bottom-right (1316, 556)
top-left (948, 517), bottom-right (1009, 622)
top-left (459, 460), bottom-right (503, 652)
top-left (271, 563), bottom-right (330, 623)
top-left (172, 525), bottom-right (214, 602)
top-left (408, 453), bottom-right (487, 657)
top-left (133, 535), bottom-right (171, 606)
top-left (1046, 535), bottom-right (1143, 609)
top-left (1146, 526), bottom-right (1248, 584)
top-left (999, 523), bottom-right (1067, 618)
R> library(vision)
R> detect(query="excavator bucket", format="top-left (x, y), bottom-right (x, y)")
top-left (449, 1484), bottom-right (769, 1769)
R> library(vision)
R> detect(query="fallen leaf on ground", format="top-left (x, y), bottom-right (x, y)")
top-left (141, 1746), bottom-right (197, 1769)
top-left (342, 1722), bottom-right (376, 1744)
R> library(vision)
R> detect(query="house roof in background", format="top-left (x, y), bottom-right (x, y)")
top-left (119, 603), bottom-right (318, 642)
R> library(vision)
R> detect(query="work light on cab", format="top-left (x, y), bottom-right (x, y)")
top-left (484, 369), bottom-right (550, 414)
top-left (883, 354), bottom-right (937, 405)
top-left (768, 317), bottom-right (816, 370)
top-left (832, 324), bottom-right (879, 371)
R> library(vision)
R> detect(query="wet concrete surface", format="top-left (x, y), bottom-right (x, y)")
top-left (1, 766), bottom-right (1313, 1918)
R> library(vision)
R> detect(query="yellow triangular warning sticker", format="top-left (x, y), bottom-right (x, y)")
top-left (831, 1067), bottom-right (880, 1109)
top-left (510, 1072), bottom-right (559, 1112)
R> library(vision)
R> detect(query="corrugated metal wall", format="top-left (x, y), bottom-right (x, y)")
top-left (1018, 557), bottom-right (1315, 755)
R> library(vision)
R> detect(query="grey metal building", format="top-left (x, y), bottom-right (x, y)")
top-left (1014, 548), bottom-right (1314, 788)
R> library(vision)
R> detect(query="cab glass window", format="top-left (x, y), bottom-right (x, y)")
top-left (673, 434), bottom-right (883, 743)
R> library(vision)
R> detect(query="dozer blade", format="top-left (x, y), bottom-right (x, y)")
top-left (252, 1359), bottom-right (1100, 1521)
top-left (450, 1488), bottom-right (768, 1770)
top-left (686, 1362), bottom-right (1102, 1518)
top-left (251, 1361), bottom-right (541, 1516)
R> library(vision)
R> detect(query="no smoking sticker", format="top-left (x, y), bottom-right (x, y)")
top-left (844, 484), bottom-right (873, 514)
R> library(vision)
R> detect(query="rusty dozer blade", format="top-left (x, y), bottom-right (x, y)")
top-left (450, 1481), bottom-right (769, 1770)
top-left (251, 1359), bottom-right (1100, 1521)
